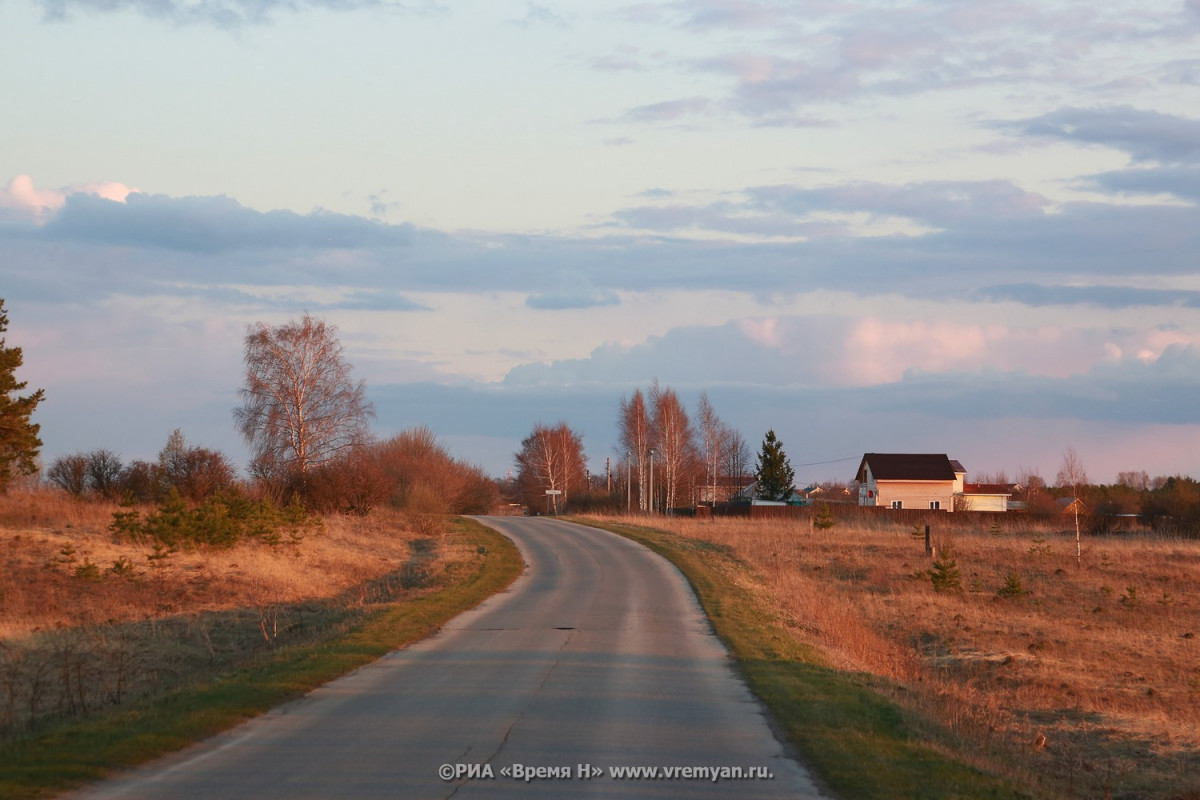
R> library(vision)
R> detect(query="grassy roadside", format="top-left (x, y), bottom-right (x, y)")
top-left (577, 518), bottom-right (1035, 800)
top-left (0, 517), bottom-right (523, 800)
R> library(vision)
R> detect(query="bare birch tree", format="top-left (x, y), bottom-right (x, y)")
top-left (650, 380), bottom-right (697, 513)
top-left (235, 314), bottom-right (374, 484)
top-left (514, 422), bottom-right (587, 514)
top-left (618, 389), bottom-right (652, 511)
top-left (696, 392), bottom-right (729, 507)
top-left (1056, 447), bottom-right (1088, 567)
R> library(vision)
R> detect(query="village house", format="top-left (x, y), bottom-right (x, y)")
top-left (856, 453), bottom-right (1014, 512)
top-left (856, 453), bottom-right (958, 510)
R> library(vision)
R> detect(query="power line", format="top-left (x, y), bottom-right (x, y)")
top-left (792, 456), bottom-right (859, 469)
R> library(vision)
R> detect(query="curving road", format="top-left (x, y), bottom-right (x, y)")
top-left (69, 517), bottom-right (825, 799)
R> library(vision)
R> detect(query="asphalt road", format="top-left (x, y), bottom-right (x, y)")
top-left (69, 517), bottom-right (825, 799)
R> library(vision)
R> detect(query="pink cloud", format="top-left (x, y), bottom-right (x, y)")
top-left (836, 318), bottom-right (1200, 386)
top-left (0, 174), bottom-right (138, 221)
top-left (739, 317), bottom-right (782, 348)
top-left (1, 175), bottom-right (64, 216)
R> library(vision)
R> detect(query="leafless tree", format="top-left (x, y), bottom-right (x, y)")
top-left (234, 314), bottom-right (374, 485)
top-left (649, 381), bottom-right (697, 513)
top-left (696, 392), bottom-right (729, 507)
top-left (47, 453), bottom-right (89, 495)
top-left (1056, 447), bottom-right (1088, 567)
top-left (155, 430), bottom-right (237, 502)
top-left (85, 449), bottom-right (124, 499)
top-left (721, 426), bottom-right (751, 492)
top-left (514, 422), bottom-right (587, 514)
top-left (1116, 470), bottom-right (1150, 491)
top-left (369, 427), bottom-right (498, 515)
top-left (618, 389), bottom-right (652, 511)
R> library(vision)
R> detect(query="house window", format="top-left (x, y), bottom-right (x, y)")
top-left (890, 500), bottom-right (903, 509)
top-left (929, 501), bottom-right (941, 510)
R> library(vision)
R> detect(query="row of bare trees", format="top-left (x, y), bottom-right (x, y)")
top-left (618, 382), bottom-right (749, 513)
top-left (46, 430), bottom-right (237, 504)
top-left (511, 381), bottom-right (753, 515)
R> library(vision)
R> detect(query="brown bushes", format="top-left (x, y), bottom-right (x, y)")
top-left (293, 427), bottom-right (499, 520)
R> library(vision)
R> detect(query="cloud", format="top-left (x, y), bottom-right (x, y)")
top-left (502, 320), bottom-right (812, 388)
top-left (526, 288), bottom-right (620, 310)
top-left (6, 170), bottom-right (1200, 316)
top-left (1085, 165), bottom-right (1200, 203)
top-left (35, 0), bottom-right (417, 28)
top-left (609, 3), bottom-right (1200, 127)
top-left (610, 201), bottom-right (849, 238)
top-left (501, 311), bottom-right (1200, 425)
top-left (498, 303), bottom-right (1200, 403)
top-left (866, 345), bottom-right (1200, 427)
top-left (672, 0), bottom-right (797, 30)
top-left (0, 174), bottom-right (136, 222)
top-left (621, 97), bottom-right (714, 123)
top-left (1000, 106), bottom-right (1200, 164)
top-left (588, 47), bottom-right (656, 72)
top-left (977, 283), bottom-right (1200, 309)
top-left (508, 3), bottom-right (570, 28)
top-left (39, 191), bottom-right (418, 253)
top-left (746, 179), bottom-right (1051, 228)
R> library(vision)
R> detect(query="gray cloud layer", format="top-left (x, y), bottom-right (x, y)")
top-left (36, 0), bottom-right (420, 28)
top-left (1004, 106), bottom-right (1200, 164)
top-left (42, 192), bottom-right (419, 253)
top-left (5, 140), bottom-right (1200, 307)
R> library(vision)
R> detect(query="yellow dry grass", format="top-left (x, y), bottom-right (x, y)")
top-left (611, 513), bottom-right (1200, 798)
top-left (0, 489), bottom-right (452, 642)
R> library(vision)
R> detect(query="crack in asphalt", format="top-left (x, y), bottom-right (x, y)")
top-left (440, 627), bottom-right (579, 799)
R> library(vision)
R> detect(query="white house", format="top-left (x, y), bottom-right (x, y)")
top-left (856, 453), bottom-right (958, 511)
top-left (857, 453), bottom-right (1014, 512)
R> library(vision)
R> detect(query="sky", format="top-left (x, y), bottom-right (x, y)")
top-left (3, 0), bottom-right (1200, 486)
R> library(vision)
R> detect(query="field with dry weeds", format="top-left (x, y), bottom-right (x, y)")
top-left (0, 489), bottom-right (471, 738)
top-left (622, 512), bottom-right (1200, 799)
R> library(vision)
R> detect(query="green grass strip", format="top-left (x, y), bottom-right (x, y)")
top-left (0, 517), bottom-right (522, 800)
top-left (578, 519), bottom-right (1035, 800)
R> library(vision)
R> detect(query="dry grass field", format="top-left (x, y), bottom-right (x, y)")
top-left (0, 488), bottom-right (470, 738)
top-left (621, 512), bottom-right (1200, 799)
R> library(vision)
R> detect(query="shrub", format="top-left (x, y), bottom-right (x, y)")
top-left (930, 546), bottom-right (963, 594)
top-left (47, 454), bottom-right (89, 495)
top-left (996, 571), bottom-right (1026, 599)
top-left (814, 502), bottom-right (836, 530)
top-left (110, 488), bottom-right (321, 549)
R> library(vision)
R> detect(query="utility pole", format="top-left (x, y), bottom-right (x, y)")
top-left (649, 448), bottom-right (656, 515)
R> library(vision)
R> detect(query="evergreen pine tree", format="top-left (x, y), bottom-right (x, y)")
top-left (754, 428), bottom-right (796, 501)
top-left (0, 299), bottom-right (45, 491)
top-left (814, 502), bottom-right (836, 529)
top-left (930, 545), bottom-right (963, 593)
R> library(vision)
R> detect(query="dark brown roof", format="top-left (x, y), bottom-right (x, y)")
top-left (963, 483), bottom-right (1013, 495)
top-left (857, 453), bottom-right (956, 482)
